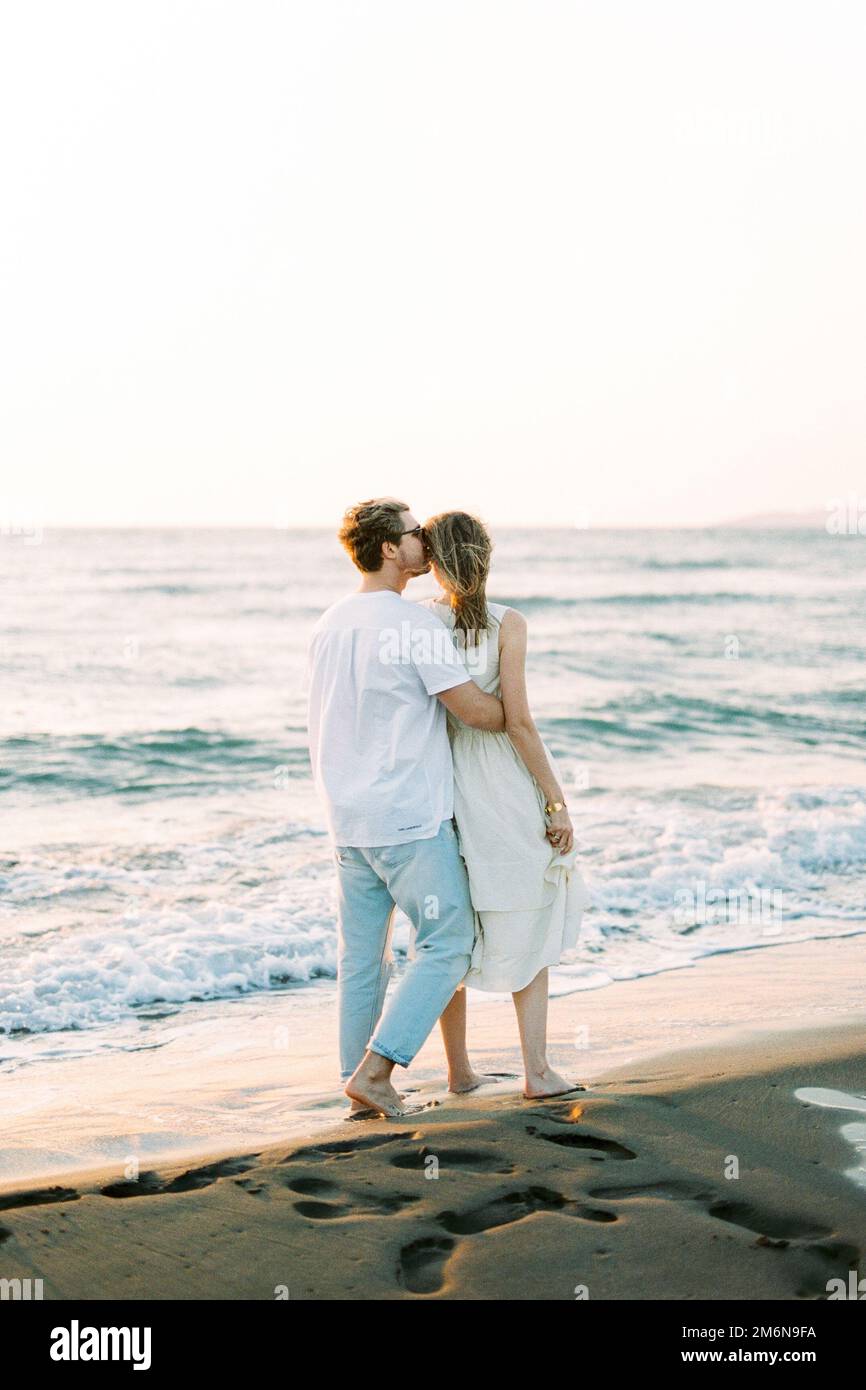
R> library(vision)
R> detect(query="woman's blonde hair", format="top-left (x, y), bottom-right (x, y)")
top-left (423, 511), bottom-right (493, 645)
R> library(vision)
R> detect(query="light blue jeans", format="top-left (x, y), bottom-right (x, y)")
top-left (333, 817), bottom-right (475, 1081)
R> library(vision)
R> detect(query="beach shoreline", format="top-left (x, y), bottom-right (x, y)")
top-left (3, 931), bottom-right (866, 1191)
top-left (2, 936), bottom-right (866, 1300)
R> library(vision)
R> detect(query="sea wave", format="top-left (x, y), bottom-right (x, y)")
top-left (4, 527), bottom-right (865, 1045)
top-left (639, 558), bottom-right (738, 570)
top-left (498, 591), bottom-right (790, 610)
top-left (0, 730), bottom-right (311, 798)
top-left (543, 695), bottom-right (866, 752)
top-left (0, 903), bottom-right (338, 1035)
top-left (2, 785), bottom-right (865, 1036)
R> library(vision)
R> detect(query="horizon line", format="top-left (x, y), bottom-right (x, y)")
top-left (9, 517), bottom-right (832, 533)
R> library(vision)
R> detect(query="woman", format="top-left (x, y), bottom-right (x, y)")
top-left (418, 510), bottom-right (590, 1100)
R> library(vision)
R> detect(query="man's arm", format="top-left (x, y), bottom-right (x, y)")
top-left (409, 608), bottom-right (504, 730)
top-left (437, 679), bottom-right (505, 731)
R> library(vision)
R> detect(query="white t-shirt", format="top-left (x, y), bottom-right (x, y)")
top-left (306, 590), bottom-right (472, 847)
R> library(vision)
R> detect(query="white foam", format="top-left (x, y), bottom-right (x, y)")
top-left (4, 779), bottom-right (866, 1033)
top-left (794, 1088), bottom-right (866, 1190)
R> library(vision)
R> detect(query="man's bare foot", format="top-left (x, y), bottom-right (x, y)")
top-left (523, 1065), bottom-right (586, 1100)
top-left (347, 1097), bottom-right (378, 1119)
top-left (345, 1053), bottom-right (413, 1117)
top-left (345, 1076), bottom-right (410, 1116)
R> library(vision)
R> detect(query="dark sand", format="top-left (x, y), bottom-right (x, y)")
top-left (2, 1017), bottom-right (865, 1300)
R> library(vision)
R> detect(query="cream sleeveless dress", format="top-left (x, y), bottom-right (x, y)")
top-left (420, 597), bottom-right (590, 992)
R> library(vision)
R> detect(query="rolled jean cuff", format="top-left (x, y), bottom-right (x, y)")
top-left (369, 1041), bottom-right (410, 1068)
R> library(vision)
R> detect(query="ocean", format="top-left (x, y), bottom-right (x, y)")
top-left (3, 524), bottom-right (865, 1075)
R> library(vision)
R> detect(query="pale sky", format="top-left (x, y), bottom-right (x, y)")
top-left (2, 1), bottom-right (864, 529)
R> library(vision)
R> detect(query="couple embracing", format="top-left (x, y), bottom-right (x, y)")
top-left (307, 498), bottom-right (589, 1118)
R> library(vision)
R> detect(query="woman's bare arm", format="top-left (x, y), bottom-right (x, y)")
top-left (498, 608), bottom-right (574, 853)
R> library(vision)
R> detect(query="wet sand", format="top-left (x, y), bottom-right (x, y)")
top-left (2, 953), bottom-right (865, 1298)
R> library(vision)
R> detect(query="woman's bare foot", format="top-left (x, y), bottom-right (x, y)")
top-left (448, 1067), bottom-right (487, 1094)
top-left (448, 1069), bottom-right (519, 1094)
top-left (523, 1065), bottom-right (586, 1100)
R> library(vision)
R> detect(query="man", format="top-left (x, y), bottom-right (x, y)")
top-left (306, 497), bottom-right (505, 1117)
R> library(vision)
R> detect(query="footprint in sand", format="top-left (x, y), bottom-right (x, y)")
top-left (704, 1202), bottom-right (859, 1298)
top-left (397, 1236), bottom-right (456, 1295)
top-left (0, 1186), bottom-right (80, 1212)
top-left (280, 1133), bottom-right (407, 1165)
top-left (100, 1155), bottom-right (260, 1199)
top-left (292, 1188), bottom-right (419, 1220)
top-left (583, 1177), bottom-right (836, 1244)
top-left (285, 1176), bottom-right (337, 1195)
top-left (436, 1185), bottom-right (617, 1235)
top-left (706, 1199), bottom-right (833, 1243)
top-left (284, 1169), bottom-right (419, 1219)
top-left (524, 1105), bottom-right (586, 1124)
top-left (588, 1180), bottom-right (715, 1201)
top-left (588, 1179), bottom-right (861, 1295)
top-left (525, 1124), bottom-right (637, 1160)
top-left (390, 1146), bottom-right (514, 1174)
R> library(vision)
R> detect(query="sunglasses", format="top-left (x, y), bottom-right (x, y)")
top-left (400, 525), bottom-right (426, 541)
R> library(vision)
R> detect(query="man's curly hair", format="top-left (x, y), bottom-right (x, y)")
top-left (338, 497), bottom-right (410, 572)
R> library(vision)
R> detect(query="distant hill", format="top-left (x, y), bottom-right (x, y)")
top-left (719, 509), bottom-right (829, 529)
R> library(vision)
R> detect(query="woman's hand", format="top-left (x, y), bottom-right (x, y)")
top-left (545, 806), bottom-right (574, 855)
